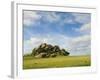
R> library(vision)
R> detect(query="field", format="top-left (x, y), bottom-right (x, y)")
top-left (23, 55), bottom-right (91, 69)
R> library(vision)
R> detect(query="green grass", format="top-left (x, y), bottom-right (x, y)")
top-left (23, 55), bottom-right (91, 69)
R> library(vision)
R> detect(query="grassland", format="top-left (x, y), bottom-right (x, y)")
top-left (23, 55), bottom-right (91, 69)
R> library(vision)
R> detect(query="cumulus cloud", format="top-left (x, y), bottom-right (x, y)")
top-left (75, 23), bottom-right (91, 34)
top-left (24, 37), bottom-right (44, 53)
top-left (69, 35), bottom-right (91, 55)
top-left (43, 12), bottom-right (60, 23)
top-left (24, 34), bottom-right (71, 54)
top-left (23, 11), bottom-right (91, 27)
top-left (72, 13), bottom-right (91, 24)
top-left (79, 23), bottom-right (91, 32)
top-left (24, 34), bottom-right (91, 55)
top-left (23, 11), bottom-right (75, 27)
top-left (23, 11), bottom-right (61, 27)
top-left (23, 11), bottom-right (91, 55)
top-left (23, 11), bottom-right (41, 26)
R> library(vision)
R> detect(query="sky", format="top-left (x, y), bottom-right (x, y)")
top-left (23, 10), bottom-right (91, 56)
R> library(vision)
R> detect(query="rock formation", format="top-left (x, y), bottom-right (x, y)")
top-left (31, 43), bottom-right (70, 58)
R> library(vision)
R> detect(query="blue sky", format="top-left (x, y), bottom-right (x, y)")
top-left (23, 10), bottom-right (91, 56)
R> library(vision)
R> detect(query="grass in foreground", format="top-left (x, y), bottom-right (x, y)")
top-left (23, 55), bottom-right (91, 69)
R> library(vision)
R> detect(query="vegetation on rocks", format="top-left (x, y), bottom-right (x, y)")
top-left (31, 43), bottom-right (70, 58)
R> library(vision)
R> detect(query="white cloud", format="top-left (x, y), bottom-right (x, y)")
top-left (75, 23), bottom-right (91, 34)
top-left (72, 13), bottom-right (91, 24)
top-left (42, 12), bottom-right (60, 23)
top-left (24, 37), bottom-right (44, 53)
top-left (64, 19), bottom-right (74, 24)
top-left (79, 23), bottom-right (91, 32)
top-left (23, 11), bottom-right (91, 27)
top-left (23, 11), bottom-right (61, 27)
top-left (69, 35), bottom-right (91, 55)
top-left (23, 11), bottom-right (41, 26)
top-left (60, 19), bottom-right (75, 26)
top-left (23, 11), bottom-right (91, 55)
top-left (73, 35), bottom-right (90, 42)
top-left (24, 34), bottom-right (70, 54)
top-left (24, 33), bottom-right (91, 56)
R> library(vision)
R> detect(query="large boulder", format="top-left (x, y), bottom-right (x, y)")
top-left (51, 53), bottom-right (57, 57)
top-left (32, 43), bottom-right (70, 58)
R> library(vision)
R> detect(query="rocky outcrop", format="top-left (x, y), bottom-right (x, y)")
top-left (31, 43), bottom-right (70, 58)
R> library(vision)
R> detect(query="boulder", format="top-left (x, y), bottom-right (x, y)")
top-left (32, 43), bottom-right (70, 58)
top-left (51, 53), bottom-right (57, 57)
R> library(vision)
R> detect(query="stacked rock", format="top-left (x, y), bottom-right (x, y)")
top-left (31, 43), bottom-right (70, 58)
